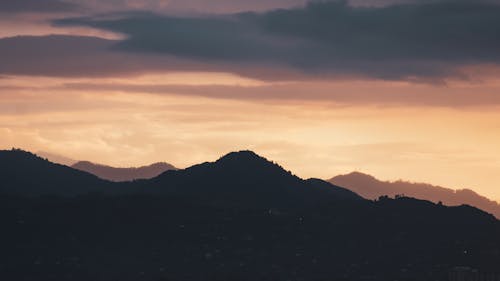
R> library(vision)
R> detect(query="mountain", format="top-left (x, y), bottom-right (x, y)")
top-left (136, 150), bottom-right (363, 208)
top-left (35, 150), bottom-right (177, 181)
top-left (0, 149), bottom-right (111, 196)
top-left (1, 149), bottom-right (499, 281)
top-left (0, 149), bottom-right (360, 204)
top-left (71, 161), bottom-right (177, 182)
top-left (329, 171), bottom-right (500, 218)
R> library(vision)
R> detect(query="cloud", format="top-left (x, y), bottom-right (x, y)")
top-left (0, 35), bottom-right (305, 80)
top-left (60, 80), bottom-right (500, 107)
top-left (66, 0), bottom-right (308, 14)
top-left (0, 35), bottom-right (219, 77)
top-left (64, 0), bottom-right (500, 14)
top-left (0, 0), bottom-right (78, 13)
top-left (3, 1), bottom-right (500, 81)
top-left (0, 35), bottom-right (119, 77)
top-left (50, 0), bottom-right (500, 81)
top-left (1, 0), bottom-right (481, 16)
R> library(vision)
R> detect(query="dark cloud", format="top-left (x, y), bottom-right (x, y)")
top-left (51, 0), bottom-right (500, 81)
top-left (0, 35), bottom-right (218, 77)
top-left (66, 0), bottom-right (309, 14)
top-left (0, 0), bottom-right (78, 13)
top-left (0, 35), bottom-right (307, 80)
top-left (0, 35), bottom-right (120, 77)
top-left (2, 0), bottom-right (485, 16)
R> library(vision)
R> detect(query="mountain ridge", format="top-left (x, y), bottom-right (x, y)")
top-left (330, 171), bottom-right (500, 219)
top-left (0, 149), bottom-right (111, 196)
top-left (0, 149), bottom-right (362, 207)
top-left (1, 148), bottom-right (499, 281)
top-left (140, 150), bottom-right (363, 208)
top-left (71, 160), bottom-right (177, 182)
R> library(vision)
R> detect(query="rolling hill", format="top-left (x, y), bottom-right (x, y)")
top-left (330, 171), bottom-right (500, 219)
top-left (72, 161), bottom-right (177, 182)
top-left (0, 149), bottom-right (111, 196)
top-left (134, 150), bottom-right (363, 208)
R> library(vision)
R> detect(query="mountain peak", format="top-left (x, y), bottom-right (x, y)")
top-left (71, 161), bottom-right (176, 182)
top-left (344, 171), bottom-right (377, 180)
top-left (213, 150), bottom-right (292, 176)
top-left (3, 148), bottom-right (36, 157)
top-left (147, 150), bottom-right (362, 208)
top-left (1, 148), bottom-right (50, 165)
top-left (217, 150), bottom-right (265, 163)
top-left (330, 171), bottom-right (380, 186)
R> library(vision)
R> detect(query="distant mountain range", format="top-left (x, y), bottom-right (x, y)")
top-left (1, 148), bottom-right (499, 281)
top-left (28, 150), bottom-right (500, 218)
top-left (37, 151), bottom-right (177, 181)
top-left (330, 171), bottom-right (500, 219)
top-left (71, 161), bottom-right (177, 182)
top-left (0, 149), bottom-right (360, 207)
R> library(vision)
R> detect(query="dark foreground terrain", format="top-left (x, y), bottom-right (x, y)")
top-left (1, 149), bottom-right (499, 281)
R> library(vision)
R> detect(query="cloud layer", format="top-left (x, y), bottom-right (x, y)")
top-left (0, 35), bottom-right (221, 77)
top-left (2, 1), bottom-right (500, 81)
top-left (0, 0), bottom-right (78, 13)
top-left (50, 0), bottom-right (500, 81)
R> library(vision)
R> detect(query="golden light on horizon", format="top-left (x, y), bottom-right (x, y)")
top-left (2, 0), bottom-right (500, 203)
top-left (2, 73), bottom-right (500, 201)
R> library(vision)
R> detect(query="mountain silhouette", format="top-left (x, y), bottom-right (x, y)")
top-left (72, 161), bottom-right (177, 182)
top-left (0, 149), bottom-right (360, 204)
top-left (137, 150), bottom-right (363, 208)
top-left (1, 149), bottom-right (499, 281)
top-left (0, 149), bottom-right (110, 196)
top-left (330, 171), bottom-right (500, 219)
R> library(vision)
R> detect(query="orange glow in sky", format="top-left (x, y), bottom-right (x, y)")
top-left (1, 0), bottom-right (500, 202)
top-left (2, 73), bottom-right (500, 201)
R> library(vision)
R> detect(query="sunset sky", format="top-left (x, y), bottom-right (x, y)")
top-left (1, 0), bottom-right (500, 201)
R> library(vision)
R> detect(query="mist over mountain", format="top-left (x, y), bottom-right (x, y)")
top-left (36, 150), bottom-right (77, 166)
top-left (1, 149), bottom-right (499, 281)
top-left (72, 161), bottom-right (177, 182)
top-left (34, 150), bottom-right (177, 181)
top-left (330, 171), bottom-right (500, 219)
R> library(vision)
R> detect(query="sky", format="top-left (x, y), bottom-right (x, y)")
top-left (1, 0), bottom-right (500, 201)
